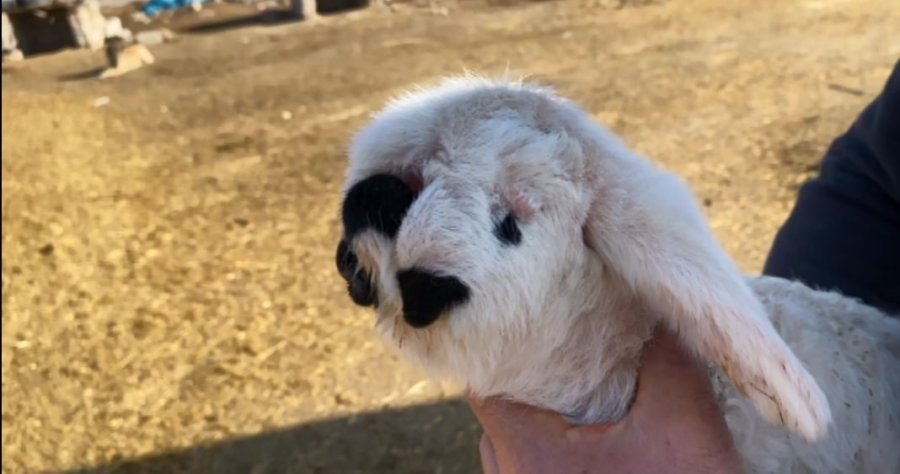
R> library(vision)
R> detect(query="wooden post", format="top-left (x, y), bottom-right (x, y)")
top-left (68, 0), bottom-right (106, 50)
top-left (290, 0), bottom-right (317, 21)
top-left (1, 12), bottom-right (18, 55)
top-left (1, 11), bottom-right (23, 61)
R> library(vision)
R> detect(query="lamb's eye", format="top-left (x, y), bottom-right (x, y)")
top-left (494, 213), bottom-right (522, 246)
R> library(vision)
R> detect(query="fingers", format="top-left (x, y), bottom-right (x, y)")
top-left (465, 327), bottom-right (738, 474)
top-left (468, 394), bottom-right (571, 437)
top-left (479, 434), bottom-right (500, 474)
top-left (468, 393), bottom-right (576, 469)
top-left (630, 327), bottom-right (723, 422)
top-left (470, 395), bottom-right (585, 474)
top-left (637, 327), bottom-right (701, 388)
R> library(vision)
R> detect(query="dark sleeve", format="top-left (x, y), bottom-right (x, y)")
top-left (762, 59), bottom-right (900, 316)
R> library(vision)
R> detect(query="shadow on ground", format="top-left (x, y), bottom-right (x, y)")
top-left (59, 399), bottom-right (483, 474)
top-left (57, 67), bottom-right (107, 82)
top-left (178, 0), bottom-right (370, 35)
top-left (178, 10), bottom-right (304, 35)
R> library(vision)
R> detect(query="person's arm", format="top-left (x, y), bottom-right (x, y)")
top-left (763, 60), bottom-right (900, 315)
top-left (468, 329), bottom-right (744, 474)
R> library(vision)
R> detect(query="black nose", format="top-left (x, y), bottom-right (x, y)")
top-left (397, 268), bottom-right (470, 328)
top-left (342, 174), bottom-right (417, 241)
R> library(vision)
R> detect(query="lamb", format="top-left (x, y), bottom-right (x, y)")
top-left (334, 75), bottom-right (900, 473)
top-left (98, 37), bottom-right (155, 80)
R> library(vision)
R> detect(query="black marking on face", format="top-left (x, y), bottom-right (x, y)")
top-left (336, 239), bottom-right (377, 307)
top-left (341, 174), bottom-right (417, 241)
top-left (397, 268), bottom-right (470, 328)
top-left (336, 239), bottom-right (357, 281)
top-left (494, 213), bottom-right (522, 246)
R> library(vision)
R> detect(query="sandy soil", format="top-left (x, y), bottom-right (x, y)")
top-left (2, 0), bottom-right (898, 472)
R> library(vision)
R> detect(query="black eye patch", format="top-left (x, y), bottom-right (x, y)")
top-left (341, 174), bottom-right (417, 241)
top-left (494, 213), bottom-right (522, 246)
top-left (335, 239), bottom-right (378, 307)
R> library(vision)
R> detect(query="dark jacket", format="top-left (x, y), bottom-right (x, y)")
top-left (763, 59), bottom-right (900, 315)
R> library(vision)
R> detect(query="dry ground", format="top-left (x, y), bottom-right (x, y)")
top-left (2, 0), bottom-right (898, 472)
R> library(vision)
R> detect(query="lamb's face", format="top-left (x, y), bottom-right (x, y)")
top-left (335, 79), bottom-right (602, 374)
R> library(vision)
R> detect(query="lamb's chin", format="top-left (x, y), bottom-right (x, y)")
top-left (373, 307), bottom-right (392, 325)
top-left (374, 311), bottom-right (419, 354)
top-left (373, 310), bottom-right (399, 337)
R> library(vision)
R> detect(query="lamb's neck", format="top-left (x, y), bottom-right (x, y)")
top-left (564, 360), bottom-right (642, 425)
top-left (560, 304), bottom-right (653, 425)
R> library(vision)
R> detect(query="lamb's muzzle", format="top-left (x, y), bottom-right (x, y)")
top-left (335, 239), bottom-right (377, 307)
top-left (336, 173), bottom-right (471, 327)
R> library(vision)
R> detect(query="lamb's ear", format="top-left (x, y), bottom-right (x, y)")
top-left (583, 164), bottom-right (831, 441)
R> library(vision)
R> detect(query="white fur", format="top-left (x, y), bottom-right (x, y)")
top-left (340, 75), bottom-right (900, 473)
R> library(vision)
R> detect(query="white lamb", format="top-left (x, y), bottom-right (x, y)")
top-left (334, 76), bottom-right (900, 473)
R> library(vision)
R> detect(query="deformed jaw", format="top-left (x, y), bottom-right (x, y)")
top-left (336, 173), bottom-right (418, 310)
top-left (336, 172), bottom-right (474, 328)
top-left (335, 235), bottom-right (472, 327)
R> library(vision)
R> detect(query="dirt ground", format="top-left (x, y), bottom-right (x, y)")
top-left (2, 0), bottom-right (898, 472)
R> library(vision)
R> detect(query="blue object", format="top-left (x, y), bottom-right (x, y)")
top-left (143, 0), bottom-right (207, 17)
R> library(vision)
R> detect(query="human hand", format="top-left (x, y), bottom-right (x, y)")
top-left (468, 328), bottom-right (745, 474)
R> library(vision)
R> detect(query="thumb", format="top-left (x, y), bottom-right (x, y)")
top-left (479, 434), bottom-right (500, 474)
top-left (468, 393), bottom-right (571, 439)
top-left (629, 327), bottom-right (719, 418)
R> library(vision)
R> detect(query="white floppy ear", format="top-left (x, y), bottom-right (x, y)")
top-left (583, 161), bottom-right (831, 441)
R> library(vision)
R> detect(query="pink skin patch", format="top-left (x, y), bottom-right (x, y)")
top-left (404, 170), bottom-right (424, 195)
top-left (504, 188), bottom-right (536, 220)
top-left (402, 171), bottom-right (534, 220)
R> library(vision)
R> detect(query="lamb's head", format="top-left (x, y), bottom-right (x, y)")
top-left (335, 76), bottom-right (831, 442)
top-left (336, 78), bottom-right (604, 388)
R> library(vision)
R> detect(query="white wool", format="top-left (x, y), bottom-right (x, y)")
top-left (341, 75), bottom-right (900, 473)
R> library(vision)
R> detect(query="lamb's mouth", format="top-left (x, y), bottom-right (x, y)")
top-left (335, 239), bottom-right (378, 308)
top-left (337, 237), bottom-right (471, 329)
top-left (336, 172), bottom-right (417, 309)
top-left (337, 173), bottom-right (474, 328)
